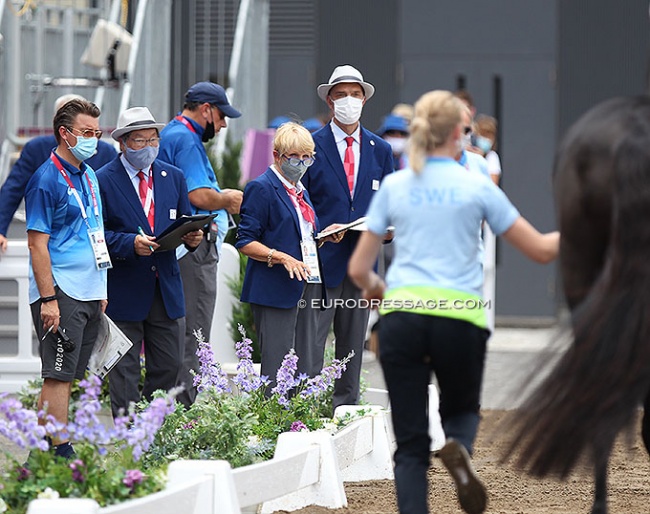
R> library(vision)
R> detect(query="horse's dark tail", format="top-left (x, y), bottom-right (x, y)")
top-left (504, 98), bottom-right (650, 478)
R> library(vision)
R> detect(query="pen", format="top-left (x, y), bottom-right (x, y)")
top-left (41, 324), bottom-right (54, 341)
top-left (137, 226), bottom-right (155, 252)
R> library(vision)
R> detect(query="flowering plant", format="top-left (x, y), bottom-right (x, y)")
top-left (144, 327), bottom-right (352, 464)
top-left (0, 376), bottom-right (174, 513)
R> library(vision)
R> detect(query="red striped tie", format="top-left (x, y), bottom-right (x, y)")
top-left (344, 136), bottom-right (355, 195)
top-left (284, 185), bottom-right (316, 231)
top-left (137, 170), bottom-right (155, 231)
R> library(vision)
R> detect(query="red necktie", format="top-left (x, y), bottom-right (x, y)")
top-left (284, 186), bottom-right (316, 231)
top-left (344, 136), bottom-right (355, 195)
top-left (137, 170), bottom-right (155, 231)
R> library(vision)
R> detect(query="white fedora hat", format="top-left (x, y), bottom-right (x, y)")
top-left (111, 106), bottom-right (166, 140)
top-left (317, 65), bottom-right (375, 102)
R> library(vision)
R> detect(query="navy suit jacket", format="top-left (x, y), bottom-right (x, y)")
top-left (96, 157), bottom-right (192, 321)
top-left (0, 135), bottom-right (116, 235)
top-left (236, 168), bottom-right (321, 309)
top-left (303, 123), bottom-right (393, 288)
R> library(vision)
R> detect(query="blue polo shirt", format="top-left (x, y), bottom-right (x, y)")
top-left (365, 156), bottom-right (519, 328)
top-left (159, 116), bottom-right (228, 255)
top-left (25, 153), bottom-right (108, 303)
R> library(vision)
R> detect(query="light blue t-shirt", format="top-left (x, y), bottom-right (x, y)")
top-left (459, 150), bottom-right (491, 179)
top-left (25, 154), bottom-right (108, 303)
top-left (159, 116), bottom-right (228, 257)
top-left (365, 156), bottom-right (519, 298)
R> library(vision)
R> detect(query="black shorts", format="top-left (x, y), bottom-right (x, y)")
top-left (31, 288), bottom-right (103, 381)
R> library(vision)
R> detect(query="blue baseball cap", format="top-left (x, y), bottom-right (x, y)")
top-left (185, 81), bottom-right (242, 119)
top-left (377, 114), bottom-right (409, 137)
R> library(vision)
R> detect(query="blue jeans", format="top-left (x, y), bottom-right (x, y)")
top-left (379, 312), bottom-right (489, 514)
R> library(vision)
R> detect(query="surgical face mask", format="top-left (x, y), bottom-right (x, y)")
top-left (332, 96), bottom-right (364, 125)
top-left (475, 135), bottom-right (493, 154)
top-left (461, 132), bottom-right (472, 150)
top-left (384, 136), bottom-right (408, 156)
top-left (280, 159), bottom-right (309, 183)
top-left (125, 145), bottom-right (159, 170)
top-left (66, 134), bottom-right (98, 162)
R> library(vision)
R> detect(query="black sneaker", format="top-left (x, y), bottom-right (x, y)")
top-left (53, 441), bottom-right (76, 460)
top-left (438, 438), bottom-right (487, 514)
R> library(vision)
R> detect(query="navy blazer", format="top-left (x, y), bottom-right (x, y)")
top-left (303, 123), bottom-right (393, 288)
top-left (236, 168), bottom-right (321, 309)
top-left (96, 157), bottom-right (192, 321)
top-left (0, 135), bottom-right (116, 236)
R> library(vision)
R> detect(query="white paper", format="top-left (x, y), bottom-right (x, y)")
top-left (87, 314), bottom-right (133, 379)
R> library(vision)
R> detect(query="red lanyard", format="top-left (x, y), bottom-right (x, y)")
top-left (175, 115), bottom-right (197, 134)
top-left (50, 152), bottom-right (99, 225)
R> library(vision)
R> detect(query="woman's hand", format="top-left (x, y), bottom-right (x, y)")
top-left (280, 254), bottom-right (311, 281)
top-left (321, 224), bottom-right (347, 244)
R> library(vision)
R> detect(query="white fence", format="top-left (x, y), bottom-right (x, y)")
top-left (0, 242), bottom-right (241, 392)
top-left (25, 401), bottom-right (441, 514)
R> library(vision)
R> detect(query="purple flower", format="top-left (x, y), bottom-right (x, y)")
top-left (182, 419), bottom-right (198, 430)
top-left (16, 466), bottom-right (30, 481)
top-left (0, 396), bottom-right (48, 451)
top-left (233, 325), bottom-right (264, 393)
top-left (299, 352), bottom-right (354, 399)
top-left (290, 421), bottom-right (308, 432)
top-left (69, 459), bottom-right (85, 483)
top-left (122, 469), bottom-right (144, 489)
top-left (271, 349), bottom-right (300, 407)
top-left (192, 329), bottom-right (231, 394)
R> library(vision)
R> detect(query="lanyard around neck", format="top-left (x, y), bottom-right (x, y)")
top-left (50, 152), bottom-right (99, 226)
top-left (175, 115), bottom-right (197, 134)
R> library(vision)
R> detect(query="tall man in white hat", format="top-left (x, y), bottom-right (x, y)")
top-left (303, 65), bottom-right (394, 409)
top-left (96, 107), bottom-right (204, 417)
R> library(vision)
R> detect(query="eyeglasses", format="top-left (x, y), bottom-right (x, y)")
top-left (68, 127), bottom-right (103, 139)
top-left (283, 155), bottom-right (315, 167)
top-left (463, 126), bottom-right (472, 135)
top-left (128, 136), bottom-right (161, 149)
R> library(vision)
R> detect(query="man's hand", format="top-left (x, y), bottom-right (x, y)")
top-left (134, 234), bottom-right (159, 256)
top-left (0, 234), bottom-right (7, 253)
top-left (181, 229), bottom-right (204, 248)
top-left (221, 189), bottom-right (243, 214)
top-left (41, 300), bottom-right (60, 333)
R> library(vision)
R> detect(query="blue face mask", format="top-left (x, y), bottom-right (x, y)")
top-left (67, 134), bottom-right (98, 162)
top-left (475, 135), bottom-right (493, 155)
top-left (125, 145), bottom-right (159, 170)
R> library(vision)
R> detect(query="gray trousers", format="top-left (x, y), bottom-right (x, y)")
top-left (252, 283), bottom-right (323, 392)
top-left (315, 274), bottom-right (370, 410)
top-left (175, 238), bottom-right (218, 407)
top-left (109, 281), bottom-right (184, 417)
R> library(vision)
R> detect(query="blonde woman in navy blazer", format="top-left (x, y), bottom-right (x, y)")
top-left (236, 122), bottom-right (341, 389)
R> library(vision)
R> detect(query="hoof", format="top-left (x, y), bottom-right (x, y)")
top-left (438, 439), bottom-right (487, 514)
top-left (590, 499), bottom-right (607, 514)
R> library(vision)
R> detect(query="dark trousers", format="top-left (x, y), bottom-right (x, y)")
top-left (315, 274), bottom-right (370, 410)
top-left (379, 312), bottom-right (489, 514)
top-left (175, 238), bottom-right (218, 407)
top-left (109, 281), bottom-right (184, 417)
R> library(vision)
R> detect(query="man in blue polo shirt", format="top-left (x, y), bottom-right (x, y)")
top-left (25, 98), bottom-right (109, 460)
top-left (0, 94), bottom-right (116, 252)
top-left (159, 81), bottom-right (243, 407)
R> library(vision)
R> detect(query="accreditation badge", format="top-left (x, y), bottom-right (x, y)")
top-left (88, 228), bottom-right (113, 270)
top-left (300, 240), bottom-right (322, 284)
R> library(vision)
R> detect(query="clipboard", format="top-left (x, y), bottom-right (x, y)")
top-left (315, 217), bottom-right (368, 240)
top-left (154, 213), bottom-right (217, 252)
top-left (87, 314), bottom-right (133, 379)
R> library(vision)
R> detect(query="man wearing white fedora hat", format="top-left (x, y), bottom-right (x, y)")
top-left (303, 65), bottom-right (394, 410)
top-left (96, 106), bottom-right (203, 417)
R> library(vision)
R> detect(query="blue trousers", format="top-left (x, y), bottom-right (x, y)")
top-left (379, 312), bottom-right (489, 514)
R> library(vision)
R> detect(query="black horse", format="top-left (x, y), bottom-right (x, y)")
top-left (504, 95), bottom-right (650, 514)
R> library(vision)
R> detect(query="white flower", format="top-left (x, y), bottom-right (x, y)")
top-left (0, 498), bottom-right (7, 513)
top-left (37, 487), bottom-right (60, 499)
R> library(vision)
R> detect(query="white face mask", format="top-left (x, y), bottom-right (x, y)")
top-left (384, 136), bottom-right (408, 156)
top-left (333, 96), bottom-right (364, 125)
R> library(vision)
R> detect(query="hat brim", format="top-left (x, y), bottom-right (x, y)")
top-left (218, 104), bottom-right (242, 119)
top-left (317, 80), bottom-right (375, 102)
top-left (111, 122), bottom-right (166, 141)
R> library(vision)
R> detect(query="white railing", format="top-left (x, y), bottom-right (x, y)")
top-left (26, 402), bottom-right (421, 514)
top-left (0, 242), bottom-right (241, 392)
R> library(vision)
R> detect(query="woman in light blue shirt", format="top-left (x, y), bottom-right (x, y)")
top-left (349, 90), bottom-right (559, 514)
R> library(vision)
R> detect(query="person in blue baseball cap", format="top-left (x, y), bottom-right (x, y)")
top-left (377, 113), bottom-right (409, 170)
top-left (159, 82), bottom-right (243, 407)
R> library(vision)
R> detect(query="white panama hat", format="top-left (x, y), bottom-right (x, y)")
top-left (111, 106), bottom-right (166, 140)
top-left (317, 65), bottom-right (375, 102)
